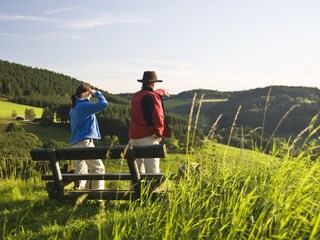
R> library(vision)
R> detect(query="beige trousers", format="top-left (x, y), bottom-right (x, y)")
top-left (71, 139), bottom-right (105, 190)
top-left (130, 136), bottom-right (160, 173)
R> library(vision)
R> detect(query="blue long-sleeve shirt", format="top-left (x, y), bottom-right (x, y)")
top-left (69, 91), bottom-right (108, 145)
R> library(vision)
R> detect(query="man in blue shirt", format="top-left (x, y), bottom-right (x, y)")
top-left (70, 84), bottom-right (108, 190)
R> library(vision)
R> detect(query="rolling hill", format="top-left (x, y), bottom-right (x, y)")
top-left (1, 59), bottom-right (319, 148)
top-left (0, 60), bottom-right (193, 145)
top-left (162, 86), bottom-right (320, 139)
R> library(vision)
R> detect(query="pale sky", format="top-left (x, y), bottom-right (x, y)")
top-left (1, 0), bottom-right (319, 94)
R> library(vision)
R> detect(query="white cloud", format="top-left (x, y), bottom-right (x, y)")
top-left (62, 14), bottom-right (145, 30)
top-left (0, 12), bottom-right (147, 31)
top-left (0, 13), bottom-right (48, 22)
top-left (39, 32), bottom-right (82, 40)
top-left (44, 6), bottom-right (84, 15)
top-left (49, 59), bottom-right (198, 93)
top-left (0, 31), bottom-right (81, 40)
top-left (0, 32), bottom-right (30, 38)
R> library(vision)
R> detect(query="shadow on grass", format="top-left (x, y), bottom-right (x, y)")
top-left (1, 183), bottom-right (134, 239)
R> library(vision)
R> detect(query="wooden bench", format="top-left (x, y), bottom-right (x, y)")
top-left (30, 144), bottom-right (172, 201)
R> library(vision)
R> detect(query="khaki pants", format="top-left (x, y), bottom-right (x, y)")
top-left (130, 136), bottom-right (160, 173)
top-left (71, 139), bottom-right (105, 190)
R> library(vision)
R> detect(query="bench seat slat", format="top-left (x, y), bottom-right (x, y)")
top-left (41, 173), bottom-right (172, 181)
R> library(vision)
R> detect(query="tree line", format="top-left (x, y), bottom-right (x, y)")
top-left (2, 59), bottom-right (319, 152)
top-left (0, 59), bottom-right (204, 149)
top-left (205, 86), bottom-right (320, 136)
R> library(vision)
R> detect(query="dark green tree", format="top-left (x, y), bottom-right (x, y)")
top-left (6, 122), bottom-right (25, 132)
top-left (41, 107), bottom-right (54, 125)
top-left (11, 110), bottom-right (17, 119)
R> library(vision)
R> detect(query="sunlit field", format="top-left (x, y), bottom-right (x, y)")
top-left (0, 100), bottom-right (43, 119)
top-left (1, 140), bottom-right (320, 239)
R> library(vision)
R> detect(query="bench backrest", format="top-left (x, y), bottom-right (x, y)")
top-left (30, 144), bottom-right (168, 200)
top-left (30, 144), bottom-right (167, 161)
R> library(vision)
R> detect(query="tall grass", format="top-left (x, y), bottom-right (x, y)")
top-left (0, 155), bottom-right (43, 179)
top-left (2, 91), bottom-right (320, 239)
top-left (260, 86), bottom-right (273, 150)
top-left (264, 103), bottom-right (300, 153)
top-left (2, 136), bottom-right (320, 239)
top-left (191, 94), bottom-right (204, 149)
top-left (223, 105), bottom-right (241, 161)
top-left (185, 93), bottom-right (197, 158)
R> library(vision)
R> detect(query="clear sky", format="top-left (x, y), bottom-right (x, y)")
top-left (1, 0), bottom-right (319, 94)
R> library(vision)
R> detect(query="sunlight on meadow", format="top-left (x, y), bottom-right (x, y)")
top-left (0, 100), bottom-right (43, 119)
top-left (1, 140), bottom-right (320, 239)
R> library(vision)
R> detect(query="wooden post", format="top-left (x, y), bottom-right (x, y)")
top-left (48, 149), bottom-right (65, 199)
top-left (126, 147), bottom-right (141, 200)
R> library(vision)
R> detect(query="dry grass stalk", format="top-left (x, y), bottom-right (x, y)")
top-left (289, 125), bottom-right (312, 154)
top-left (238, 127), bottom-right (262, 148)
top-left (206, 114), bottom-right (222, 140)
top-left (264, 103), bottom-right (300, 153)
top-left (260, 86), bottom-right (273, 149)
top-left (223, 105), bottom-right (241, 160)
top-left (289, 114), bottom-right (320, 154)
top-left (72, 193), bottom-right (88, 212)
top-left (186, 93), bottom-right (197, 157)
top-left (191, 94), bottom-right (204, 149)
top-left (241, 127), bottom-right (263, 142)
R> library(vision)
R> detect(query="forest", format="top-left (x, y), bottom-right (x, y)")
top-left (165, 87), bottom-right (320, 150)
top-left (0, 60), bottom-right (200, 149)
top-left (1, 59), bottom-right (319, 152)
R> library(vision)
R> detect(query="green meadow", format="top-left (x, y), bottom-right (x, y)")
top-left (0, 100), bottom-right (71, 143)
top-left (0, 119), bottom-right (8, 133)
top-left (164, 99), bottom-right (192, 109)
top-left (164, 98), bottom-right (227, 109)
top-left (1, 99), bottom-right (320, 239)
top-left (201, 99), bottom-right (228, 103)
top-left (23, 123), bottom-right (70, 144)
top-left (0, 100), bottom-right (43, 119)
top-left (1, 139), bottom-right (320, 239)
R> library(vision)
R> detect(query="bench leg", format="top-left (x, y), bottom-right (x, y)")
top-left (48, 150), bottom-right (65, 199)
top-left (126, 147), bottom-right (141, 200)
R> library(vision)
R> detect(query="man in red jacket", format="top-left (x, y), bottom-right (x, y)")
top-left (129, 71), bottom-right (171, 174)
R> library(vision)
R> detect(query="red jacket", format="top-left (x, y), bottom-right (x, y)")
top-left (129, 87), bottom-right (171, 139)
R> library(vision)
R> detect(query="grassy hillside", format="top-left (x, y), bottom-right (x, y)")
top-left (2, 59), bottom-right (319, 147)
top-left (215, 142), bottom-right (275, 161)
top-left (167, 87), bottom-right (320, 136)
top-left (1, 141), bottom-right (320, 239)
top-left (0, 100), bottom-right (43, 119)
top-left (0, 100), bottom-right (44, 136)
top-left (23, 123), bottom-right (70, 144)
top-left (164, 98), bottom-right (227, 110)
top-left (0, 119), bottom-right (8, 133)
top-left (0, 100), bottom-right (71, 144)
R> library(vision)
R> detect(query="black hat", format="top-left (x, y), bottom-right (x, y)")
top-left (137, 71), bottom-right (163, 83)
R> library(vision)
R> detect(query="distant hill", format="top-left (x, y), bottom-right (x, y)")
top-left (0, 60), bottom-right (193, 144)
top-left (0, 59), bottom-right (132, 142)
top-left (163, 86), bottom-right (320, 140)
top-left (1, 59), bottom-right (319, 147)
top-left (0, 59), bottom-right (129, 106)
top-left (173, 89), bottom-right (230, 99)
